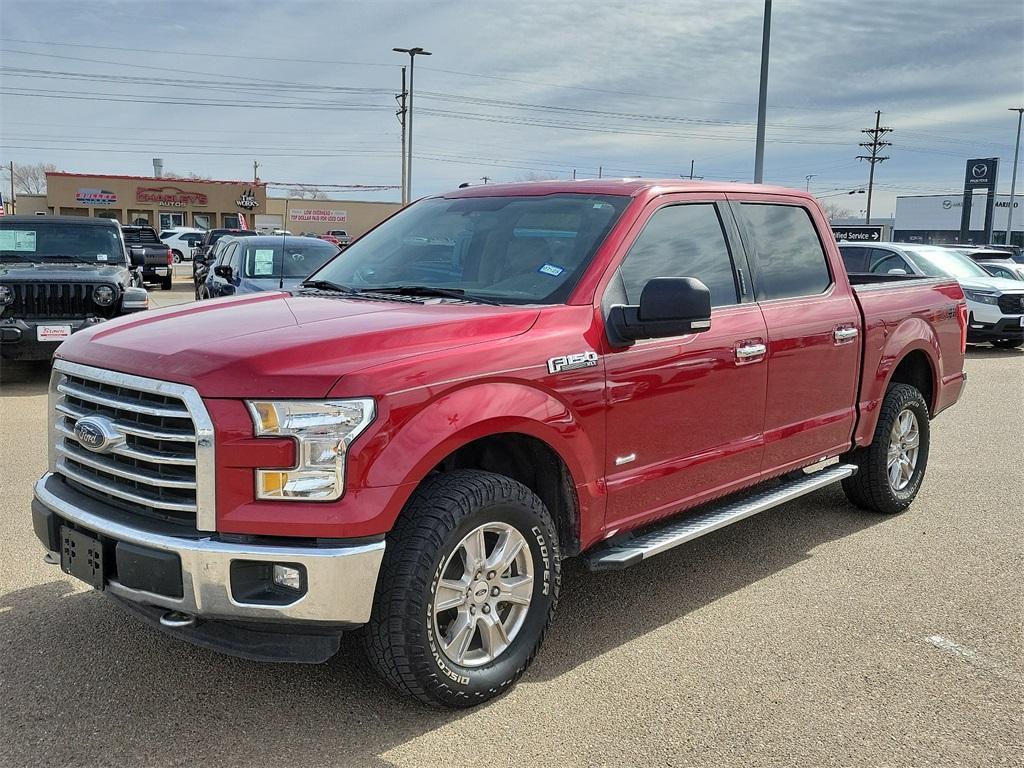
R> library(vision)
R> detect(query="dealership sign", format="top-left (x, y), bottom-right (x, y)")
top-left (136, 186), bottom-right (208, 207)
top-left (289, 208), bottom-right (347, 223)
top-left (76, 188), bottom-right (118, 205)
top-left (832, 225), bottom-right (883, 242)
top-left (235, 188), bottom-right (260, 210)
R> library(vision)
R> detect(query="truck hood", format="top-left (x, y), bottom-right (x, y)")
top-left (56, 291), bottom-right (540, 397)
top-left (0, 261), bottom-right (130, 282)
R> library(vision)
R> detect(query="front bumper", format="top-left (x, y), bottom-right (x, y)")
top-left (0, 317), bottom-right (105, 360)
top-left (33, 473), bottom-right (385, 626)
top-left (967, 314), bottom-right (1024, 341)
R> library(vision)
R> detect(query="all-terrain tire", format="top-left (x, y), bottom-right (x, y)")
top-left (841, 383), bottom-right (930, 514)
top-left (362, 470), bottom-right (560, 708)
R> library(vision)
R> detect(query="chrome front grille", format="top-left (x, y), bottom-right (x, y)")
top-left (49, 360), bottom-right (216, 531)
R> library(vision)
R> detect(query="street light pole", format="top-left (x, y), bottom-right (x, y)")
top-left (805, 174), bottom-right (816, 192)
top-left (393, 47), bottom-right (432, 203)
top-left (1005, 107), bottom-right (1024, 246)
top-left (753, 0), bottom-right (772, 184)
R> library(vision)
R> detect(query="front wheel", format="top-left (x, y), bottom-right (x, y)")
top-left (363, 470), bottom-right (560, 708)
top-left (992, 338), bottom-right (1024, 349)
top-left (841, 383), bottom-right (930, 514)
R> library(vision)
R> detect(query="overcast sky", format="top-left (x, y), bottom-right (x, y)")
top-left (1, 0), bottom-right (1022, 215)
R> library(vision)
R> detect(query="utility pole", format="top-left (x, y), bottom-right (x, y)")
top-left (393, 47), bottom-right (432, 203)
top-left (8, 161), bottom-right (13, 215)
top-left (753, 0), bottom-right (772, 183)
top-left (572, 168), bottom-right (576, 180)
top-left (253, 160), bottom-right (260, 183)
top-left (480, 176), bottom-right (491, 184)
top-left (805, 174), bottom-right (816, 192)
top-left (598, 165), bottom-right (602, 179)
top-left (396, 66), bottom-right (408, 206)
top-left (857, 110), bottom-right (893, 225)
top-left (1003, 108), bottom-right (1019, 244)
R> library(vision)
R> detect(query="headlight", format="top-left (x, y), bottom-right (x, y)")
top-left (0, 285), bottom-right (12, 306)
top-left (93, 284), bottom-right (116, 306)
top-left (247, 399), bottom-right (375, 501)
top-left (963, 289), bottom-right (999, 305)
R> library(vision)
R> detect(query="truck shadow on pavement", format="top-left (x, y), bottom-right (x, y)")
top-left (1, 485), bottom-right (884, 767)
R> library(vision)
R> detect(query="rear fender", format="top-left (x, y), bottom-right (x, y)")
top-left (854, 316), bottom-right (940, 447)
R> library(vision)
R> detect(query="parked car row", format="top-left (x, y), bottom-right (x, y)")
top-left (838, 241), bottom-right (1024, 348)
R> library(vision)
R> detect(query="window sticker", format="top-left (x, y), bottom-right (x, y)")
top-left (97, 254), bottom-right (108, 261)
top-left (253, 248), bottom-right (276, 276)
top-left (538, 263), bottom-right (564, 277)
top-left (0, 230), bottom-right (37, 251)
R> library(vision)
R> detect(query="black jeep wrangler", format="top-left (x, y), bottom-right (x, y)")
top-left (0, 216), bottom-right (150, 362)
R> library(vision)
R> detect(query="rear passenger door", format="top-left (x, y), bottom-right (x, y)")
top-left (730, 198), bottom-right (861, 475)
top-left (603, 195), bottom-right (769, 528)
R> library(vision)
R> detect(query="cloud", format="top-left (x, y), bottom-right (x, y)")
top-left (1, 0), bottom-right (1021, 215)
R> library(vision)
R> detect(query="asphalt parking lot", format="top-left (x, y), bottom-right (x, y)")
top-left (1, 285), bottom-right (1021, 767)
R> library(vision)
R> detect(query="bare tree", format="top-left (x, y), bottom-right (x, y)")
top-left (286, 187), bottom-right (329, 200)
top-left (162, 170), bottom-right (211, 181)
top-left (8, 162), bottom-right (58, 194)
top-left (821, 201), bottom-right (853, 221)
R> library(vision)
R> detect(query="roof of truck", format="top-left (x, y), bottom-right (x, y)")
top-left (441, 178), bottom-right (808, 199)
top-left (0, 215), bottom-right (119, 226)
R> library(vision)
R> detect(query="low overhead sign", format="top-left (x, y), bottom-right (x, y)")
top-left (832, 225), bottom-right (883, 242)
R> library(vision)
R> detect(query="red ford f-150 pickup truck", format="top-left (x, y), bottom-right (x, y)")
top-left (33, 180), bottom-right (967, 707)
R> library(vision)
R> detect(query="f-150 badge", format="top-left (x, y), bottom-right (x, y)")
top-left (547, 351), bottom-right (599, 374)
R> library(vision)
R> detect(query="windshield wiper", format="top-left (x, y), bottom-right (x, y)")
top-left (358, 285), bottom-right (500, 305)
top-left (301, 278), bottom-right (358, 294)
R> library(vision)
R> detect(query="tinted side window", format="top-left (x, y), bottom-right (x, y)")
top-left (839, 246), bottom-right (867, 273)
top-left (618, 203), bottom-right (738, 308)
top-left (868, 249), bottom-right (910, 274)
top-left (736, 204), bottom-right (831, 300)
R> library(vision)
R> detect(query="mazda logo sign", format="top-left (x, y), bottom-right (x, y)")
top-left (972, 163), bottom-right (988, 178)
top-left (72, 416), bottom-right (124, 454)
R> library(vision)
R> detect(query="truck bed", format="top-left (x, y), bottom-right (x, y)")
top-left (850, 274), bottom-right (966, 447)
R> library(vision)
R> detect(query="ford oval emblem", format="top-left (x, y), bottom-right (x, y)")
top-left (73, 416), bottom-right (123, 454)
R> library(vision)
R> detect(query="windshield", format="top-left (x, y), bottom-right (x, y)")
top-left (0, 222), bottom-right (124, 264)
top-left (242, 241), bottom-right (339, 279)
top-left (308, 193), bottom-right (631, 304)
top-left (903, 246), bottom-right (991, 279)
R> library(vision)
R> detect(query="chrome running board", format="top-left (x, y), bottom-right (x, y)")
top-left (584, 463), bottom-right (858, 571)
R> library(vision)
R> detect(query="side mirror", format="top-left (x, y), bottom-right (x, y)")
top-left (214, 265), bottom-right (233, 279)
top-left (607, 277), bottom-right (712, 346)
top-left (887, 268), bottom-right (908, 275)
top-left (129, 247), bottom-right (146, 267)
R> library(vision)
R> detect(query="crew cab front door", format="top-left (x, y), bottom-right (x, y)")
top-left (602, 196), bottom-right (769, 531)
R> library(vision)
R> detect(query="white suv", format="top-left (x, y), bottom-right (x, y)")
top-left (160, 227), bottom-right (205, 264)
top-left (839, 242), bottom-right (1024, 349)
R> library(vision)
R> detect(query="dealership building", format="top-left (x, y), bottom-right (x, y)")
top-left (14, 172), bottom-right (401, 238)
top-left (893, 194), bottom-right (1023, 246)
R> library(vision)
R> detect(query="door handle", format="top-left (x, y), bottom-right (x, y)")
top-left (735, 343), bottom-right (767, 360)
top-left (833, 327), bottom-right (859, 343)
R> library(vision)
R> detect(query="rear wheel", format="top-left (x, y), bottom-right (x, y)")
top-left (363, 470), bottom-right (560, 708)
top-left (172, 250), bottom-right (184, 264)
top-left (842, 383), bottom-right (930, 514)
top-left (160, 275), bottom-right (173, 291)
top-left (992, 338), bottom-right (1024, 349)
